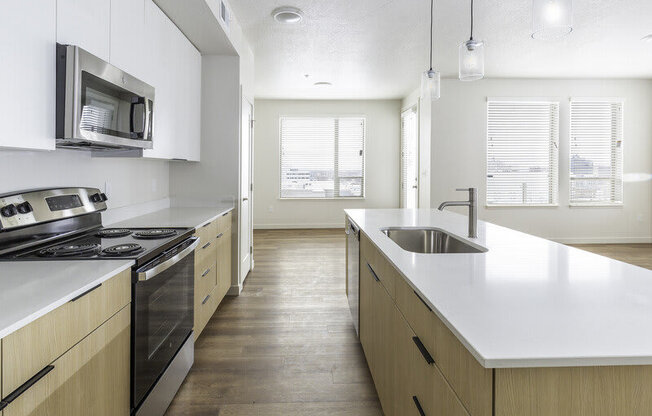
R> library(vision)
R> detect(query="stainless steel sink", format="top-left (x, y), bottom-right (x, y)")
top-left (380, 227), bottom-right (487, 254)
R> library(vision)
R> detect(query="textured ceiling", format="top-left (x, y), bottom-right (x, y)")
top-left (229, 0), bottom-right (652, 99)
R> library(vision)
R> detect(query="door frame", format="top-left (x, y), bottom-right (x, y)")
top-left (400, 103), bottom-right (420, 208)
top-left (239, 95), bottom-right (254, 284)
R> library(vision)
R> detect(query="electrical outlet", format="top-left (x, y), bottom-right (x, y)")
top-left (268, 205), bottom-right (274, 213)
top-left (152, 178), bottom-right (158, 193)
top-left (104, 180), bottom-right (112, 199)
top-left (637, 213), bottom-right (644, 222)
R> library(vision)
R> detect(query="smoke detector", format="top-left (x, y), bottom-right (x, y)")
top-left (272, 7), bottom-right (303, 24)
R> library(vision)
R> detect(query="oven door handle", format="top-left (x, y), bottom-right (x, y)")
top-left (137, 237), bottom-right (200, 281)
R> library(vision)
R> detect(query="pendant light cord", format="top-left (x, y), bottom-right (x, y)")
top-left (429, 0), bottom-right (433, 70)
top-left (470, 0), bottom-right (474, 40)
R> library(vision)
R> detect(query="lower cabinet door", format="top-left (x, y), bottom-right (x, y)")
top-left (3, 306), bottom-right (130, 416)
top-left (216, 227), bottom-right (232, 303)
top-left (359, 258), bottom-right (376, 372)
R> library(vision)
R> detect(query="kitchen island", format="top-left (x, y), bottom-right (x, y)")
top-left (345, 208), bottom-right (652, 416)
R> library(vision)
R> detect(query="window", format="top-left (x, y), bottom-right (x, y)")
top-left (486, 100), bottom-right (559, 206)
top-left (400, 106), bottom-right (419, 208)
top-left (569, 99), bottom-right (623, 205)
top-left (280, 117), bottom-right (365, 198)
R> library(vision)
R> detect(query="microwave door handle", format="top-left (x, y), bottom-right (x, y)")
top-left (137, 237), bottom-right (199, 281)
top-left (144, 99), bottom-right (152, 141)
top-left (129, 97), bottom-right (147, 139)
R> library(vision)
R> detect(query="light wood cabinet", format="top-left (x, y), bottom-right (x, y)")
top-left (2, 269), bottom-right (130, 395)
top-left (3, 306), bottom-right (130, 416)
top-left (0, 0), bottom-right (56, 151)
top-left (193, 211), bottom-right (233, 338)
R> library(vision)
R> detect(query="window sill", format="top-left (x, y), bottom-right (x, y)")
top-left (485, 204), bottom-right (559, 208)
top-left (278, 197), bottom-right (366, 201)
top-left (569, 203), bottom-right (623, 208)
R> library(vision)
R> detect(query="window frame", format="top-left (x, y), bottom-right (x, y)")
top-left (485, 98), bottom-right (560, 207)
top-left (278, 115), bottom-right (367, 200)
top-left (568, 98), bottom-right (624, 207)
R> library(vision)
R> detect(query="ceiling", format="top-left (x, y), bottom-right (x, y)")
top-left (229, 0), bottom-right (652, 99)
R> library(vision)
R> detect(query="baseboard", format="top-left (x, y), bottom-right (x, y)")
top-left (103, 198), bottom-right (171, 225)
top-left (227, 284), bottom-right (242, 296)
top-left (254, 223), bottom-right (344, 230)
top-left (553, 237), bottom-right (652, 244)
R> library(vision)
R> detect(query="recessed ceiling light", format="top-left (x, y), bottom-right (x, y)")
top-left (313, 82), bottom-right (332, 87)
top-left (642, 34), bottom-right (652, 42)
top-left (272, 7), bottom-right (303, 24)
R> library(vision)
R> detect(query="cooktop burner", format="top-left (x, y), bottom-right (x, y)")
top-left (39, 243), bottom-right (101, 258)
top-left (133, 229), bottom-right (178, 239)
top-left (102, 243), bottom-right (144, 257)
top-left (96, 228), bottom-right (133, 238)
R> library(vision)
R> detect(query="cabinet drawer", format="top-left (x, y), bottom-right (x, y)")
top-left (3, 306), bottom-right (130, 416)
top-left (195, 235), bottom-right (218, 267)
top-left (360, 234), bottom-right (396, 299)
top-left (2, 269), bottom-right (131, 395)
top-left (217, 211), bottom-right (232, 233)
top-left (395, 273), bottom-right (435, 359)
top-left (196, 258), bottom-right (217, 299)
top-left (431, 307), bottom-right (493, 416)
top-left (194, 219), bottom-right (218, 247)
top-left (195, 284), bottom-right (219, 338)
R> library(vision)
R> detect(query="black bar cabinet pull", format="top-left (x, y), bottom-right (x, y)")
top-left (202, 267), bottom-right (212, 277)
top-left (413, 396), bottom-right (426, 416)
top-left (202, 241), bottom-right (211, 249)
top-left (0, 401), bottom-right (7, 411)
top-left (413, 290), bottom-right (432, 311)
top-left (202, 222), bottom-right (211, 228)
top-left (70, 283), bottom-right (102, 302)
top-left (366, 263), bottom-right (380, 282)
top-left (216, 232), bottom-right (224, 239)
top-left (412, 336), bottom-right (435, 365)
top-left (3, 365), bottom-right (55, 405)
top-left (222, 212), bottom-right (229, 216)
top-left (202, 295), bottom-right (211, 305)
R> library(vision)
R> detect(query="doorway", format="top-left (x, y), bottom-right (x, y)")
top-left (400, 105), bottom-right (419, 208)
top-left (240, 98), bottom-right (254, 284)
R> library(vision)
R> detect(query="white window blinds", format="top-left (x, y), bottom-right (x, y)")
top-left (569, 100), bottom-right (623, 205)
top-left (486, 101), bottom-right (559, 206)
top-left (280, 117), bottom-right (365, 198)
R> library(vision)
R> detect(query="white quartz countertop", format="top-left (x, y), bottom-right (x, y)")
top-left (0, 260), bottom-right (133, 339)
top-left (111, 205), bottom-right (234, 230)
top-left (345, 208), bottom-right (652, 369)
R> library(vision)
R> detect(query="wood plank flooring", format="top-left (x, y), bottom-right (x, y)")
top-left (569, 244), bottom-right (652, 270)
top-left (165, 228), bottom-right (382, 416)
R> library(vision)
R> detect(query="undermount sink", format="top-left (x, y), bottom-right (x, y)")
top-left (380, 227), bottom-right (487, 254)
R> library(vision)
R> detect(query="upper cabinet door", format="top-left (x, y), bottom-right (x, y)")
top-left (110, 0), bottom-right (146, 81)
top-left (57, 0), bottom-right (111, 61)
top-left (0, 0), bottom-right (56, 151)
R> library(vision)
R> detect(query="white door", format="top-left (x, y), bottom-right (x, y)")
top-left (400, 106), bottom-right (419, 208)
top-left (240, 98), bottom-right (254, 283)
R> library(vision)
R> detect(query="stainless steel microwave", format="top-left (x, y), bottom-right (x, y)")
top-left (56, 44), bottom-right (155, 152)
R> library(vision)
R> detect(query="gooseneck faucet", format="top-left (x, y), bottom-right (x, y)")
top-left (438, 188), bottom-right (478, 238)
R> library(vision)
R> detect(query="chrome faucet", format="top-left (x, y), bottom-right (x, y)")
top-left (438, 188), bottom-right (478, 238)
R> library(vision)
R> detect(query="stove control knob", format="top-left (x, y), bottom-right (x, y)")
top-left (1, 204), bottom-right (17, 217)
top-left (90, 193), bottom-right (103, 203)
top-left (16, 202), bottom-right (33, 214)
top-left (100, 193), bottom-right (108, 202)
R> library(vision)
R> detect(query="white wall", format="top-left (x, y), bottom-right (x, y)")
top-left (253, 99), bottom-right (402, 229)
top-left (0, 148), bottom-right (169, 211)
top-left (431, 78), bottom-right (652, 243)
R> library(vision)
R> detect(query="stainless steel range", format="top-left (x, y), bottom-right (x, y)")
top-left (0, 187), bottom-right (198, 416)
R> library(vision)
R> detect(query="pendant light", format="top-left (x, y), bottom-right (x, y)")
top-left (421, 0), bottom-right (440, 101)
top-left (458, 0), bottom-right (484, 81)
top-left (531, 0), bottom-right (572, 40)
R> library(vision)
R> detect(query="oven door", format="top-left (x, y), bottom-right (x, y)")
top-left (132, 237), bottom-right (198, 410)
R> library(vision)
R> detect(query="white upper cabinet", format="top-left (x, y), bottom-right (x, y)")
top-left (56, 0), bottom-right (111, 61)
top-left (143, 0), bottom-right (201, 161)
top-left (109, 0), bottom-right (146, 81)
top-left (0, 0), bottom-right (56, 151)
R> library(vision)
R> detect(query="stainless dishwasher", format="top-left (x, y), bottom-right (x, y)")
top-left (346, 218), bottom-right (360, 335)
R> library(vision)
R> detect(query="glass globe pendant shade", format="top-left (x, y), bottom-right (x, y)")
top-left (459, 39), bottom-right (484, 81)
top-left (532, 0), bottom-right (572, 40)
top-left (421, 69), bottom-right (440, 101)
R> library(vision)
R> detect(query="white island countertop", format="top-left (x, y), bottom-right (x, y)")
top-left (110, 205), bottom-right (234, 230)
top-left (0, 260), bottom-right (133, 339)
top-left (345, 208), bottom-right (652, 369)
